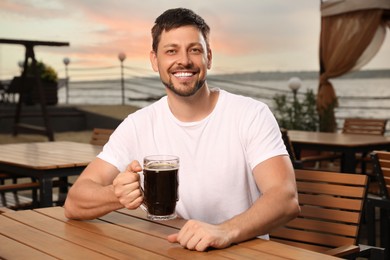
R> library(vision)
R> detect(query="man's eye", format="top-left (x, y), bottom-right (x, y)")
top-left (190, 48), bottom-right (201, 54)
top-left (166, 49), bottom-right (176, 54)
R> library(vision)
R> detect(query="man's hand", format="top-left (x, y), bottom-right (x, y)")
top-left (112, 160), bottom-right (143, 209)
top-left (167, 220), bottom-right (234, 251)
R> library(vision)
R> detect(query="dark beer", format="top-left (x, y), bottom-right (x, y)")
top-left (144, 163), bottom-right (179, 217)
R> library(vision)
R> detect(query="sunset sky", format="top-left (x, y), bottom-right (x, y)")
top-left (1, 0), bottom-right (389, 80)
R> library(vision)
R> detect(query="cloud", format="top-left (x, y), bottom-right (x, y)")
top-left (0, 0), bottom-right (387, 79)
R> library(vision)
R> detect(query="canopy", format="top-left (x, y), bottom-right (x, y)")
top-left (318, 0), bottom-right (390, 132)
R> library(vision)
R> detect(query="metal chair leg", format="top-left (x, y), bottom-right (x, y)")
top-left (366, 200), bottom-right (376, 246)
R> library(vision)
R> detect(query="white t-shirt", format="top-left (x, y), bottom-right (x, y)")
top-left (98, 89), bottom-right (287, 226)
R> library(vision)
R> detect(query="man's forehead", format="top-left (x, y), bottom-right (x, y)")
top-left (159, 26), bottom-right (206, 45)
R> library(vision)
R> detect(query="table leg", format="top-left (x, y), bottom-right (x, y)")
top-left (57, 177), bottom-right (69, 205)
top-left (342, 151), bottom-right (357, 173)
top-left (380, 208), bottom-right (389, 249)
top-left (39, 178), bottom-right (53, 207)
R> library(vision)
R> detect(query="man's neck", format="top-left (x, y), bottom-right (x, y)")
top-left (167, 85), bottom-right (219, 122)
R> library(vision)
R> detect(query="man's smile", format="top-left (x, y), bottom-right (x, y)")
top-left (172, 71), bottom-right (197, 79)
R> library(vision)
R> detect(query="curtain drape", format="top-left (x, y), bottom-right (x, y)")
top-left (318, 9), bottom-right (385, 132)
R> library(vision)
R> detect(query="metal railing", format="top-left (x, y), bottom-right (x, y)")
top-left (2, 64), bottom-right (389, 135)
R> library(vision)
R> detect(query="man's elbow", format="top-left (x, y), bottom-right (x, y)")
top-left (286, 195), bottom-right (301, 221)
top-left (63, 199), bottom-right (78, 219)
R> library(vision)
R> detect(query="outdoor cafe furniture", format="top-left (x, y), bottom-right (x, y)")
top-left (298, 118), bottom-right (388, 173)
top-left (0, 206), bottom-right (340, 259)
top-left (367, 151), bottom-right (390, 259)
top-left (270, 169), bottom-right (384, 259)
top-left (280, 128), bottom-right (340, 170)
top-left (0, 175), bottom-right (39, 209)
top-left (0, 141), bottom-right (101, 208)
top-left (89, 128), bottom-right (114, 146)
top-left (288, 130), bottom-right (390, 173)
top-left (0, 38), bottom-right (69, 141)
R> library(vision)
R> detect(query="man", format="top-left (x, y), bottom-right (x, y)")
top-left (64, 8), bottom-right (300, 252)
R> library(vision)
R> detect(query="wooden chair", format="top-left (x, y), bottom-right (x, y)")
top-left (342, 118), bottom-right (387, 136)
top-left (343, 118), bottom-right (388, 175)
top-left (0, 174), bottom-right (40, 209)
top-left (55, 127), bottom-right (114, 203)
top-left (366, 151), bottom-right (390, 259)
top-left (90, 128), bottom-right (114, 146)
top-left (270, 169), bottom-right (382, 258)
top-left (280, 128), bottom-right (340, 170)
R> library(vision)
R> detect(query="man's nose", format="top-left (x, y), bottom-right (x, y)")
top-left (176, 50), bottom-right (192, 66)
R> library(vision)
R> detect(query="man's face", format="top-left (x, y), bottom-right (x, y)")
top-left (150, 25), bottom-right (212, 97)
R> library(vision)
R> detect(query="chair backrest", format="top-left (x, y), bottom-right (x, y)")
top-left (90, 128), bottom-right (114, 146)
top-left (280, 128), bottom-right (297, 162)
top-left (280, 128), bottom-right (303, 169)
top-left (270, 169), bottom-right (368, 256)
top-left (371, 151), bottom-right (390, 199)
top-left (342, 118), bottom-right (387, 135)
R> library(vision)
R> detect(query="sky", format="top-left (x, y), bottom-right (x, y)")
top-left (0, 0), bottom-right (389, 80)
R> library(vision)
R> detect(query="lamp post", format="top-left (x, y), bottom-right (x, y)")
top-left (63, 57), bottom-right (70, 104)
top-left (288, 77), bottom-right (302, 129)
top-left (18, 60), bottom-right (24, 74)
top-left (118, 52), bottom-right (126, 105)
top-left (288, 77), bottom-right (302, 101)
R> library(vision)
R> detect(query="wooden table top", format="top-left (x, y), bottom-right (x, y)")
top-left (289, 130), bottom-right (390, 147)
top-left (0, 141), bottom-right (101, 170)
top-left (0, 207), bottom-right (339, 259)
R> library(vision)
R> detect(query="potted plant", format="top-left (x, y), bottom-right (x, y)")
top-left (10, 61), bottom-right (59, 105)
top-left (273, 88), bottom-right (321, 167)
top-left (272, 88), bottom-right (319, 131)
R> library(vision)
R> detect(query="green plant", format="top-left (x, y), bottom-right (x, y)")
top-left (273, 89), bottom-right (319, 131)
top-left (26, 61), bottom-right (58, 83)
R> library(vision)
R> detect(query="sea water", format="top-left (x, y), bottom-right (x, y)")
top-left (57, 76), bottom-right (390, 132)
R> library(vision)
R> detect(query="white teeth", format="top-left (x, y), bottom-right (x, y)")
top-left (174, 72), bottom-right (193, 78)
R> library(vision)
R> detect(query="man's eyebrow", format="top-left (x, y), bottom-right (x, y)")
top-left (161, 42), bottom-right (203, 48)
top-left (162, 43), bottom-right (179, 48)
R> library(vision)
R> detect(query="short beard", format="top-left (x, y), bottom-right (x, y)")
top-left (163, 77), bottom-right (206, 97)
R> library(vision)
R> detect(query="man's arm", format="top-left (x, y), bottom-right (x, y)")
top-left (64, 158), bottom-right (143, 220)
top-left (167, 155), bottom-right (300, 251)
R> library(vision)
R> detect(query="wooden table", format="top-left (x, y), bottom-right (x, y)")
top-left (289, 130), bottom-right (390, 173)
top-left (0, 38), bottom-right (70, 141)
top-left (0, 141), bottom-right (101, 207)
top-left (0, 207), bottom-right (339, 259)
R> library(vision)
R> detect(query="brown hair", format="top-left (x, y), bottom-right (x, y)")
top-left (151, 8), bottom-right (210, 52)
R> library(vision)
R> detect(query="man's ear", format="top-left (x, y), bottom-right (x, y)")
top-left (207, 49), bottom-right (212, 69)
top-left (150, 51), bottom-right (159, 72)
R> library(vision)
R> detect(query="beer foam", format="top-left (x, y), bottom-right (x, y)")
top-left (145, 163), bottom-right (179, 171)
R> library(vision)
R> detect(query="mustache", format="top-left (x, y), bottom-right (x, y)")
top-left (169, 64), bottom-right (197, 72)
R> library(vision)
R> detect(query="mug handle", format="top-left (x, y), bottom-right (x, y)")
top-left (138, 172), bottom-right (148, 212)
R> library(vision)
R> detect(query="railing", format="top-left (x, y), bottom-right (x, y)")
top-left (2, 64), bottom-right (389, 135)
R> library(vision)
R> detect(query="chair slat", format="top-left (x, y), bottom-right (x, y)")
top-left (342, 118), bottom-right (387, 135)
top-left (297, 182), bottom-right (365, 198)
top-left (295, 169), bottom-right (367, 185)
top-left (270, 169), bottom-right (368, 257)
top-left (271, 227), bottom-right (355, 248)
top-left (372, 151), bottom-right (390, 198)
top-left (271, 238), bottom-right (332, 253)
top-left (90, 128), bottom-right (114, 146)
top-left (300, 205), bottom-right (361, 224)
top-left (286, 218), bottom-right (358, 237)
top-left (298, 193), bottom-right (363, 211)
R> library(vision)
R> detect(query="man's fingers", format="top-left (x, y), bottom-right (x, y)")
top-left (127, 160), bottom-right (142, 173)
top-left (167, 233), bottom-right (178, 243)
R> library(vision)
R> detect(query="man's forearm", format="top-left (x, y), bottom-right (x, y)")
top-left (64, 180), bottom-right (123, 220)
top-left (220, 186), bottom-right (299, 244)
